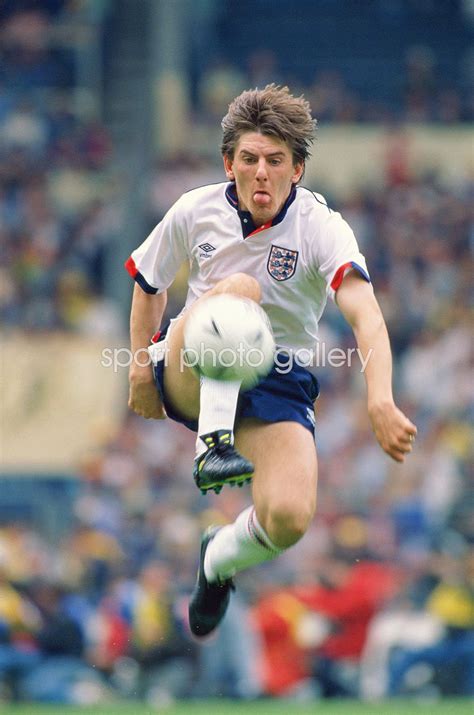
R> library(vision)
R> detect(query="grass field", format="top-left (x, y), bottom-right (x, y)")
top-left (1, 700), bottom-right (472, 715)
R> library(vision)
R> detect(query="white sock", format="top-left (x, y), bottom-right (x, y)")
top-left (196, 376), bottom-right (241, 457)
top-left (204, 506), bottom-right (283, 582)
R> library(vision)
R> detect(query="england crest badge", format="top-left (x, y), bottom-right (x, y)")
top-left (267, 244), bottom-right (299, 281)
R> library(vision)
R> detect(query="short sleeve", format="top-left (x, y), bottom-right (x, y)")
top-left (313, 210), bottom-right (370, 301)
top-left (124, 199), bottom-right (189, 294)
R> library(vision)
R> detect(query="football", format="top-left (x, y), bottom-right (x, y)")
top-left (183, 294), bottom-right (275, 390)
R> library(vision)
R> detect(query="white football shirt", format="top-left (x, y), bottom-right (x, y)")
top-left (125, 182), bottom-right (370, 351)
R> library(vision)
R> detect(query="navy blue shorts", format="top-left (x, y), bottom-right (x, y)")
top-left (153, 332), bottom-right (320, 436)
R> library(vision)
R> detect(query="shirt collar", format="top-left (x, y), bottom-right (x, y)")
top-left (225, 182), bottom-right (297, 238)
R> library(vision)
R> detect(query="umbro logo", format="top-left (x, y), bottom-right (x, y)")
top-left (198, 243), bottom-right (216, 253)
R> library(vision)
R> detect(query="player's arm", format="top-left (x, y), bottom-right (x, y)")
top-left (128, 283), bottom-right (167, 419)
top-left (335, 271), bottom-right (417, 462)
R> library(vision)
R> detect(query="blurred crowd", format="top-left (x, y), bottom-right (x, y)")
top-left (1, 0), bottom-right (473, 708)
top-left (194, 0), bottom-right (473, 126)
top-left (0, 392), bottom-right (472, 705)
top-left (195, 46), bottom-right (472, 127)
top-left (0, 2), bottom-right (122, 334)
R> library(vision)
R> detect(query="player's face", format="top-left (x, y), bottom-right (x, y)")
top-left (223, 132), bottom-right (304, 226)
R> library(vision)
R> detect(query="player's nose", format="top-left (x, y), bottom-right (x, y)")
top-left (255, 158), bottom-right (268, 180)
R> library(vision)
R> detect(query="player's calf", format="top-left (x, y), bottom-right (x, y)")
top-left (183, 294), bottom-right (275, 493)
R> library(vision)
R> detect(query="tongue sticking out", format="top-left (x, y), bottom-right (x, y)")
top-left (253, 192), bottom-right (271, 206)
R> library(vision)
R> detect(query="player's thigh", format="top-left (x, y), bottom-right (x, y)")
top-left (235, 419), bottom-right (318, 525)
top-left (162, 314), bottom-right (201, 420)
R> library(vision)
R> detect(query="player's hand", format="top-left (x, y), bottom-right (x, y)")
top-left (368, 400), bottom-right (417, 463)
top-left (128, 375), bottom-right (167, 419)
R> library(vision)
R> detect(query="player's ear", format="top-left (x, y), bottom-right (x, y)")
top-left (223, 154), bottom-right (235, 181)
top-left (291, 161), bottom-right (304, 184)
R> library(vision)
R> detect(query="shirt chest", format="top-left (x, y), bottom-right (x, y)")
top-left (189, 216), bottom-right (308, 288)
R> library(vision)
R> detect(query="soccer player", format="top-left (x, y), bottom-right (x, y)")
top-left (125, 85), bottom-right (417, 638)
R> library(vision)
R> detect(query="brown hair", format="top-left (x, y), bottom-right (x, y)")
top-left (221, 84), bottom-right (316, 165)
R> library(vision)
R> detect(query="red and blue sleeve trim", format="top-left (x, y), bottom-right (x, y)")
top-left (331, 261), bottom-right (370, 291)
top-left (124, 256), bottom-right (158, 295)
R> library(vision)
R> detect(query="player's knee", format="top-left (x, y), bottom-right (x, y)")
top-left (217, 273), bottom-right (261, 302)
top-left (264, 500), bottom-right (315, 549)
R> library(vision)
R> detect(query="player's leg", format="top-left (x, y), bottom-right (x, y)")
top-left (189, 420), bottom-right (317, 636)
top-left (163, 272), bottom-right (261, 420)
top-left (209, 419), bottom-right (318, 566)
top-left (162, 273), bottom-right (261, 492)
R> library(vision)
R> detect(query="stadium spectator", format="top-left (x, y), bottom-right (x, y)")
top-left (388, 549), bottom-right (474, 697)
